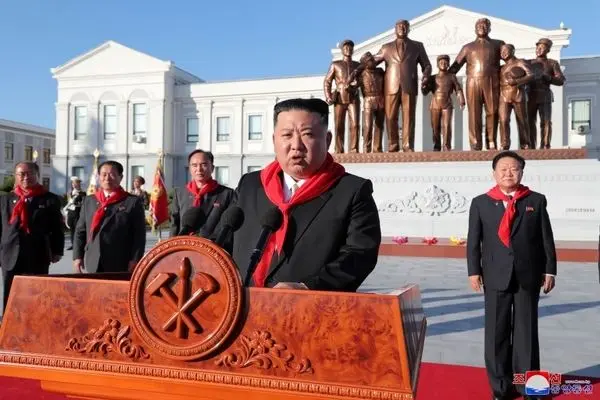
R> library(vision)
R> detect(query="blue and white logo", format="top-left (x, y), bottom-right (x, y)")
top-left (525, 374), bottom-right (550, 395)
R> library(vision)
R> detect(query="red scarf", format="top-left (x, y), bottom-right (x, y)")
top-left (486, 184), bottom-right (531, 247)
top-left (253, 154), bottom-right (346, 287)
top-left (10, 184), bottom-right (48, 233)
top-left (186, 179), bottom-right (219, 207)
top-left (89, 187), bottom-right (129, 240)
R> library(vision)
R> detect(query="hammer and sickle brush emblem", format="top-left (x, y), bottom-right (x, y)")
top-left (146, 257), bottom-right (219, 339)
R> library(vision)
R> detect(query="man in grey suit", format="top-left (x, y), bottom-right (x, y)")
top-left (170, 150), bottom-right (235, 238)
top-left (73, 160), bottom-right (146, 273)
top-left (0, 161), bottom-right (64, 310)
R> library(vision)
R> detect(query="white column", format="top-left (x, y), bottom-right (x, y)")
top-left (462, 77), bottom-right (471, 151)
top-left (55, 102), bottom-right (70, 156)
top-left (118, 101), bottom-right (129, 156)
top-left (414, 93), bottom-right (424, 151)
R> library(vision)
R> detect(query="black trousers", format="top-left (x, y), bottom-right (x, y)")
top-left (484, 272), bottom-right (540, 396)
top-left (2, 247), bottom-right (50, 312)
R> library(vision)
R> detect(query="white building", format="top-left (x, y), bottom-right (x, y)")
top-left (50, 5), bottom-right (599, 195)
top-left (0, 119), bottom-right (55, 189)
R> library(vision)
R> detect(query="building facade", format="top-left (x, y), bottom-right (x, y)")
top-left (0, 119), bottom-right (55, 189)
top-left (50, 5), bottom-right (600, 195)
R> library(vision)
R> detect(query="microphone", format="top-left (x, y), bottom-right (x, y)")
top-left (179, 207), bottom-right (206, 235)
top-left (214, 206), bottom-right (245, 247)
top-left (244, 207), bottom-right (283, 287)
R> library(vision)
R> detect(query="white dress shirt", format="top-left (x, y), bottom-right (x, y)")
top-left (282, 173), bottom-right (306, 203)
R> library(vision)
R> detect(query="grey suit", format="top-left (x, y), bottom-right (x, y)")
top-left (169, 185), bottom-right (235, 238)
top-left (0, 191), bottom-right (64, 309)
top-left (73, 193), bottom-right (146, 273)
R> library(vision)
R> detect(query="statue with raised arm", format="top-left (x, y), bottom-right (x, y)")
top-left (527, 38), bottom-right (566, 149)
top-left (323, 39), bottom-right (361, 153)
top-left (499, 44), bottom-right (535, 150)
top-left (367, 19), bottom-right (432, 152)
top-left (421, 55), bottom-right (465, 151)
top-left (449, 18), bottom-right (505, 151)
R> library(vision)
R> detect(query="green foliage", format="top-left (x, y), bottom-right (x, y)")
top-left (1, 176), bottom-right (14, 192)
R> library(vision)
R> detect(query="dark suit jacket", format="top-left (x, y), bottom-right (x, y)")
top-left (73, 193), bottom-right (146, 273)
top-left (467, 191), bottom-right (557, 291)
top-left (0, 191), bottom-right (64, 273)
top-left (170, 185), bottom-right (235, 237)
top-left (373, 38), bottom-right (432, 96)
top-left (217, 171), bottom-right (381, 292)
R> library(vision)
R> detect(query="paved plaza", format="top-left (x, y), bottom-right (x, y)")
top-left (2, 232), bottom-right (599, 378)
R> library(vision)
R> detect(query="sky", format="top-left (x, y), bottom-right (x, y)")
top-left (1, 0), bottom-right (599, 130)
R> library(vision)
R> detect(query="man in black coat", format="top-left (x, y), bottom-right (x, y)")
top-left (65, 176), bottom-right (86, 250)
top-left (214, 98), bottom-right (381, 292)
top-left (467, 150), bottom-right (557, 400)
top-left (170, 150), bottom-right (235, 237)
top-left (0, 161), bottom-right (64, 310)
top-left (73, 161), bottom-right (146, 273)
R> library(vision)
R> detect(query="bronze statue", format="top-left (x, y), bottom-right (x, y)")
top-left (421, 55), bottom-right (465, 151)
top-left (347, 52), bottom-right (385, 152)
top-left (527, 38), bottom-right (566, 149)
top-left (369, 19), bottom-right (432, 152)
top-left (449, 18), bottom-right (505, 151)
top-left (324, 39), bottom-right (361, 153)
top-left (498, 44), bottom-right (534, 150)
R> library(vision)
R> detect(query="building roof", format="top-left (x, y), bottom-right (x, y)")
top-left (0, 119), bottom-right (55, 137)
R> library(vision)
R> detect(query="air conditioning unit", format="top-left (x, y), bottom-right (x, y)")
top-left (574, 124), bottom-right (590, 135)
top-left (133, 135), bottom-right (146, 143)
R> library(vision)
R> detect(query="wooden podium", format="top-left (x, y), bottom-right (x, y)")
top-left (0, 237), bottom-right (426, 400)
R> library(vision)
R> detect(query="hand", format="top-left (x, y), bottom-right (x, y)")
top-left (128, 261), bottom-right (137, 272)
top-left (459, 97), bottom-right (466, 110)
top-left (73, 259), bottom-right (84, 273)
top-left (469, 275), bottom-right (483, 292)
top-left (273, 282), bottom-right (309, 290)
top-left (325, 96), bottom-right (334, 105)
top-left (542, 275), bottom-right (555, 294)
top-left (51, 254), bottom-right (62, 263)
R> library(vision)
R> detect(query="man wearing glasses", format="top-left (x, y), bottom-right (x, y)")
top-left (0, 161), bottom-right (65, 311)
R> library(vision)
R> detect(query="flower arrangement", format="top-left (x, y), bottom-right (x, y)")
top-left (449, 236), bottom-right (466, 245)
top-left (422, 237), bottom-right (438, 245)
top-left (392, 236), bottom-right (408, 244)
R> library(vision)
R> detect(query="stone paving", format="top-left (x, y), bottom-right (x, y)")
top-left (2, 233), bottom-right (599, 378)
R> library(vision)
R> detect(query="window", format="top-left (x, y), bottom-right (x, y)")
top-left (186, 118), bottom-right (199, 143)
top-left (571, 99), bottom-right (592, 131)
top-left (247, 165), bottom-right (261, 173)
top-left (43, 148), bottom-right (51, 164)
top-left (24, 146), bottom-right (33, 161)
top-left (4, 143), bottom-right (13, 161)
top-left (74, 106), bottom-right (87, 140)
top-left (42, 177), bottom-right (50, 189)
top-left (133, 103), bottom-right (147, 139)
top-left (215, 166), bottom-right (229, 186)
top-left (71, 166), bottom-right (85, 181)
top-left (131, 165), bottom-right (145, 182)
top-left (216, 116), bottom-right (230, 142)
top-left (104, 104), bottom-right (117, 140)
top-left (248, 115), bottom-right (262, 140)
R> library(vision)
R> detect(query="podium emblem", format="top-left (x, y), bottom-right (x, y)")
top-left (129, 237), bottom-right (243, 361)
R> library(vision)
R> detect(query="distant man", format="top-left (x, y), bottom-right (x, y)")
top-left (449, 18), bottom-right (505, 150)
top-left (527, 38), bottom-right (566, 149)
top-left (73, 161), bottom-right (146, 273)
top-left (215, 98), bottom-right (381, 291)
top-left (0, 161), bottom-right (64, 310)
top-left (64, 176), bottom-right (86, 250)
top-left (170, 150), bottom-right (235, 237)
top-left (467, 151), bottom-right (556, 400)
top-left (370, 19), bottom-right (432, 152)
top-left (499, 44), bottom-right (534, 150)
top-left (324, 39), bottom-right (361, 153)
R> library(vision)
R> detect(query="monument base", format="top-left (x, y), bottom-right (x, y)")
top-left (335, 149), bottom-right (599, 242)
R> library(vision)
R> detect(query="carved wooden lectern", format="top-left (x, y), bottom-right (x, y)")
top-left (0, 237), bottom-right (426, 400)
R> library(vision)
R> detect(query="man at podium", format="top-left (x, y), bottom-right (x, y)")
top-left (215, 98), bottom-right (381, 291)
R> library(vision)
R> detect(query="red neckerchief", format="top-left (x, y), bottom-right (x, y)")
top-left (10, 184), bottom-right (48, 233)
top-left (486, 184), bottom-right (531, 247)
top-left (252, 154), bottom-right (346, 287)
top-left (186, 179), bottom-right (219, 207)
top-left (89, 187), bottom-right (128, 240)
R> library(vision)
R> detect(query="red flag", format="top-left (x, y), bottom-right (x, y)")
top-left (149, 154), bottom-right (169, 230)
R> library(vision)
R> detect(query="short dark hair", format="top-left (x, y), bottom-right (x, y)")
top-left (133, 175), bottom-right (145, 185)
top-left (15, 161), bottom-right (40, 175)
top-left (98, 160), bottom-right (124, 175)
top-left (273, 98), bottom-right (329, 128)
top-left (187, 149), bottom-right (214, 165)
top-left (492, 151), bottom-right (525, 170)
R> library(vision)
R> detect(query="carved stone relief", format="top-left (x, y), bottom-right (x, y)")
top-left (378, 184), bottom-right (468, 216)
